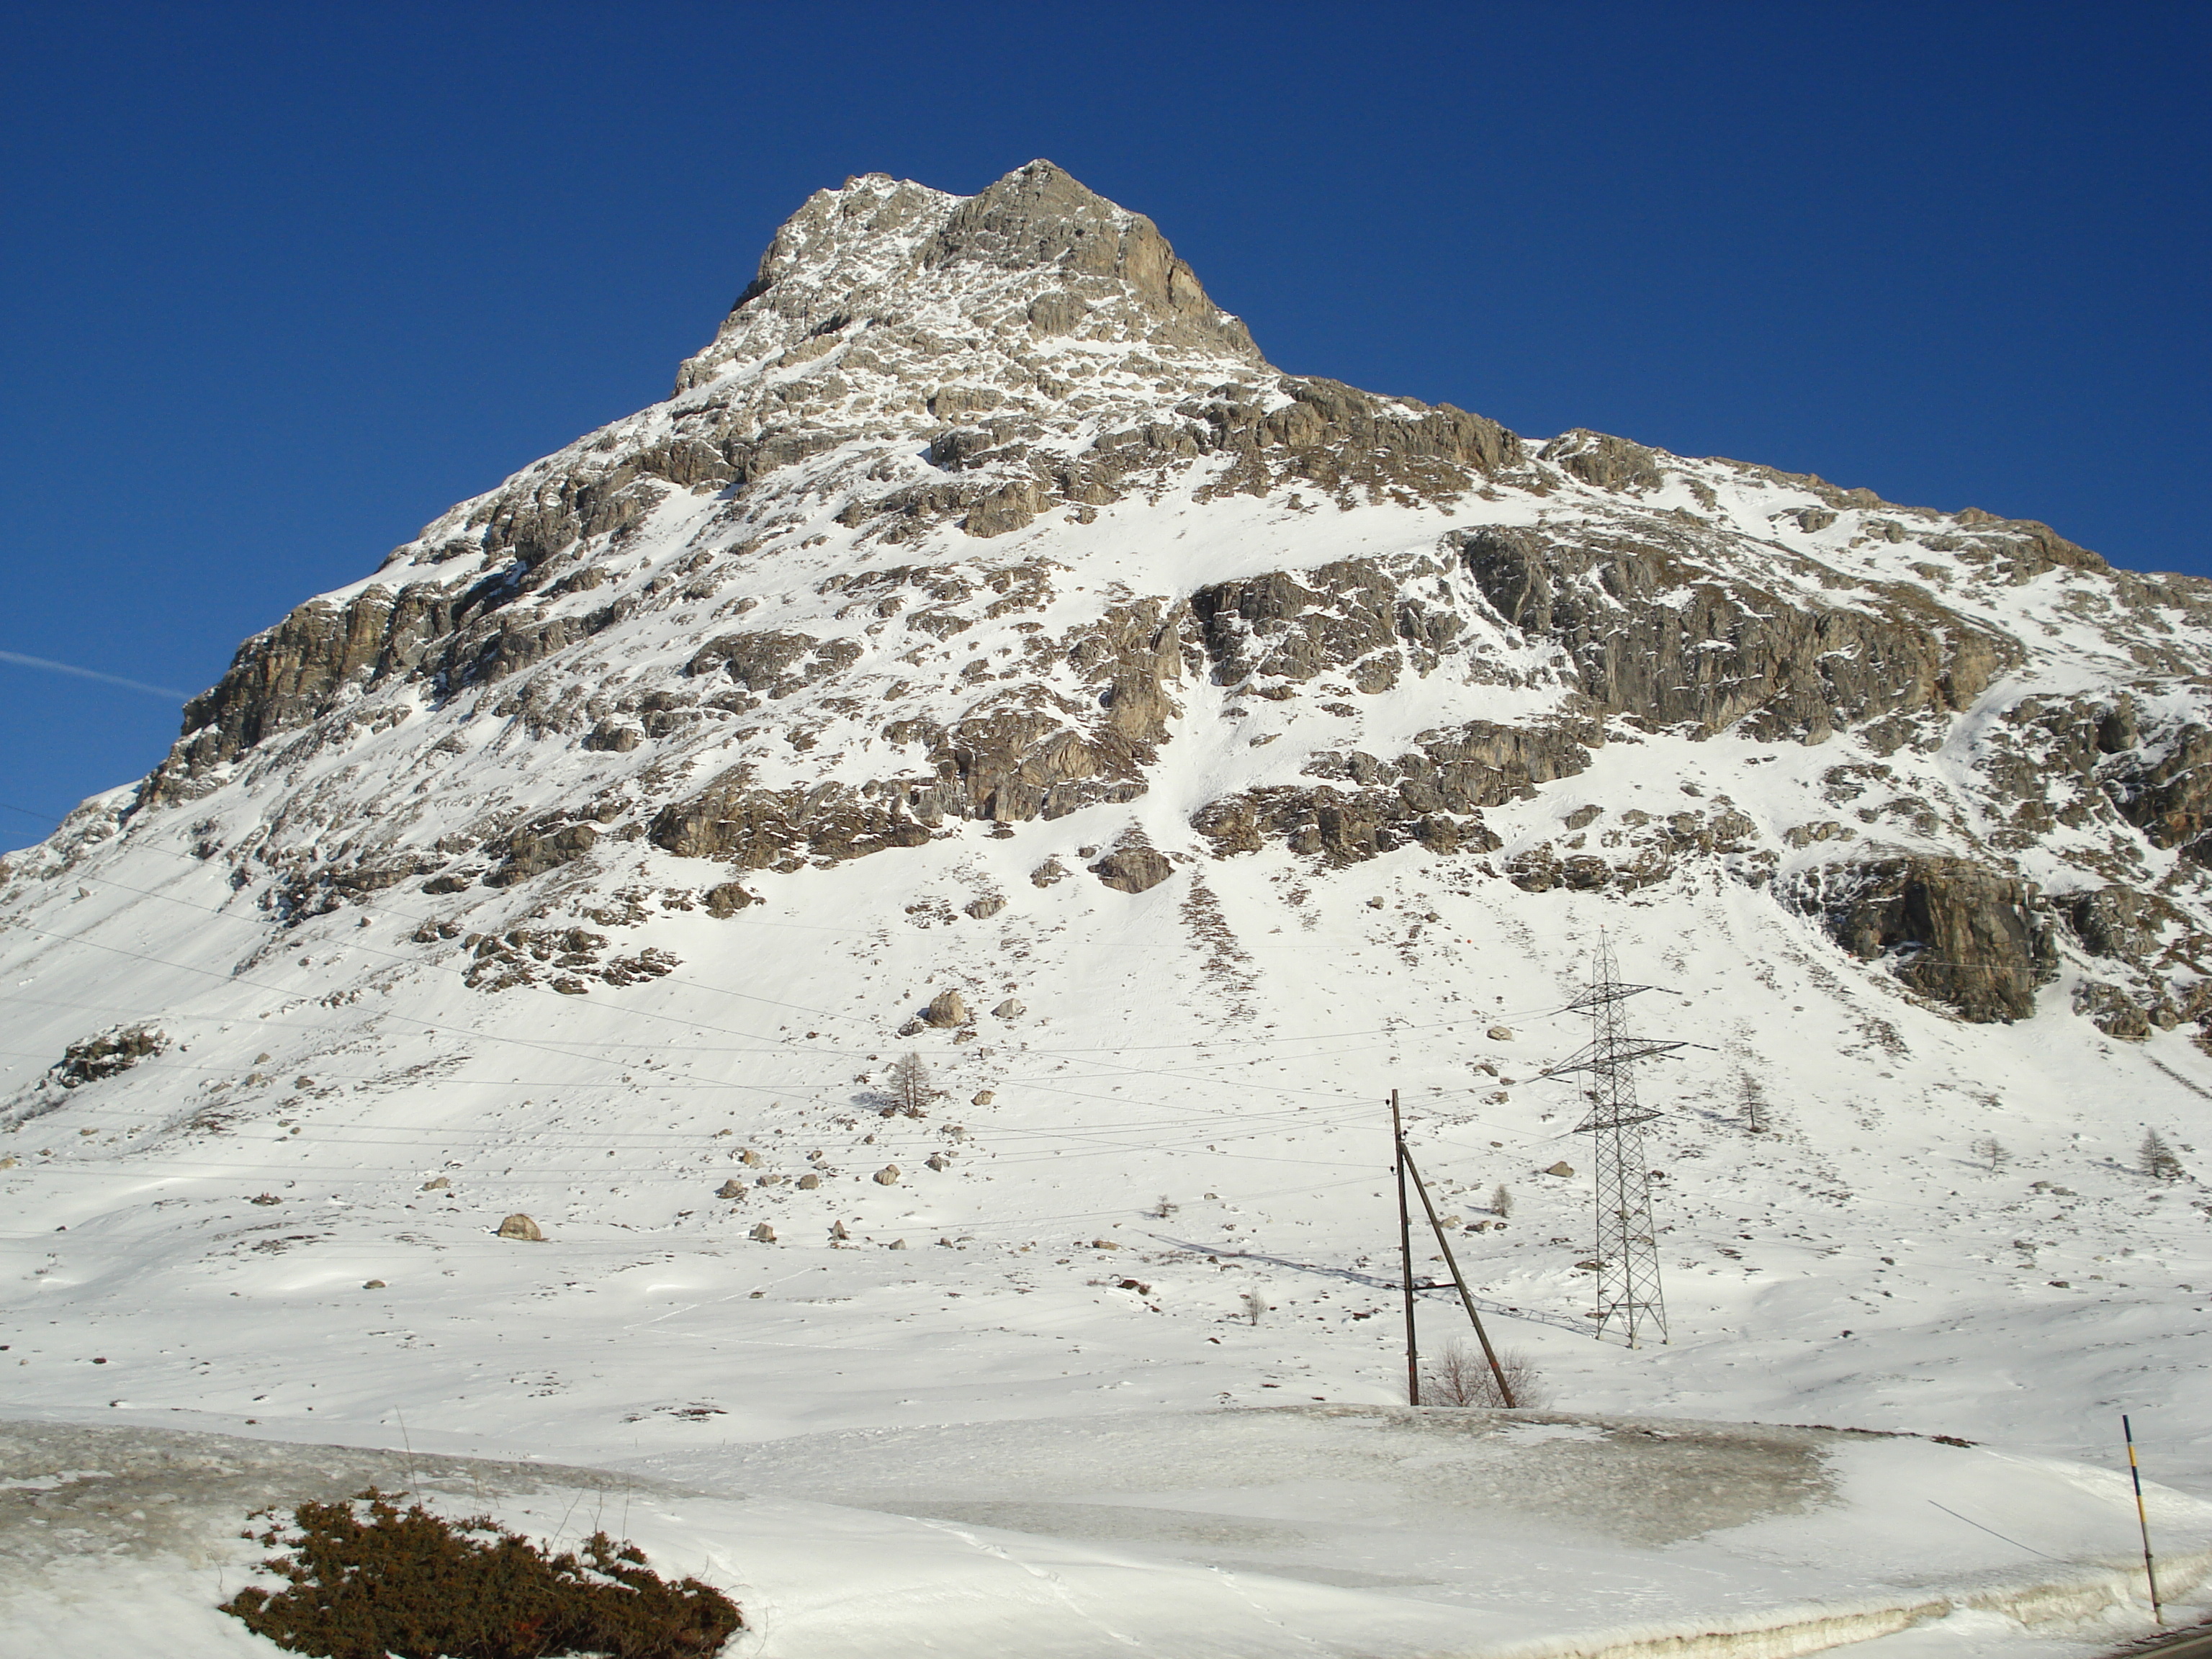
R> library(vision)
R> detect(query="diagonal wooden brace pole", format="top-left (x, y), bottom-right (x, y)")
top-left (1400, 1136), bottom-right (1516, 1408)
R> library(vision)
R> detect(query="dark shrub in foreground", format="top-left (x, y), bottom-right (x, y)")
top-left (220, 1488), bottom-right (742, 1659)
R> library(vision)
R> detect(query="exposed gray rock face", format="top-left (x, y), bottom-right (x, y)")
top-left (1457, 526), bottom-right (2018, 749)
top-left (1538, 429), bottom-right (1664, 491)
top-left (485, 822), bottom-right (598, 887)
top-left (1197, 719), bottom-right (1594, 864)
top-left (1193, 558), bottom-right (1467, 691)
top-left (1781, 855), bottom-right (2058, 1022)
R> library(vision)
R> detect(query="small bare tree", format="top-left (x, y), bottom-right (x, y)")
top-left (1740, 1072), bottom-right (1768, 1133)
top-left (2139, 1128), bottom-right (2185, 1182)
top-left (1491, 1183), bottom-right (1513, 1219)
top-left (1151, 1194), bottom-right (1178, 1219)
top-left (886, 1053), bottom-right (935, 1118)
top-left (1240, 1287), bottom-right (1267, 1326)
top-left (1968, 1135), bottom-right (2010, 1174)
top-left (1424, 1340), bottom-right (1549, 1409)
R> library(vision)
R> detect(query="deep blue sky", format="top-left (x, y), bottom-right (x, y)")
top-left (4, 1), bottom-right (2207, 845)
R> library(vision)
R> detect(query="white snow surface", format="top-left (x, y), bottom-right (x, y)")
top-left (4, 161), bottom-right (2212, 1655)
top-left (4, 1413), bottom-right (2206, 1659)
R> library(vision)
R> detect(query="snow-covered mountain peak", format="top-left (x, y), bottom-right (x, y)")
top-left (670, 159), bottom-right (1264, 411)
top-left (6, 163), bottom-right (2212, 1488)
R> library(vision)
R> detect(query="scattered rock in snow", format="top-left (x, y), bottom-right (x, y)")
top-left (963, 895), bottom-right (1006, 920)
top-left (1030, 860), bottom-right (1069, 887)
top-left (926, 1153), bottom-right (949, 1171)
top-left (750, 1222), bottom-right (776, 1243)
top-left (888, 1238), bottom-right (907, 1249)
top-left (703, 881), bottom-right (757, 917)
top-left (250, 1194), bottom-right (281, 1206)
top-left (1488, 1026), bottom-right (1514, 1041)
top-left (716, 1179), bottom-right (745, 1199)
top-left (874, 1164), bottom-right (901, 1185)
top-left (53, 1025), bottom-right (166, 1089)
top-left (924, 990), bottom-right (970, 1027)
top-left (740, 1148), bottom-right (763, 1166)
top-left (830, 1220), bottom-right (850, 1241)
top-left (797, 1172), bottom-right (820, 1189)
top-left (421, 1177), bottom-right (450, 1190)
top-left (495, 1213), bottom-right (544, 1240)
top-left (362, 1280), bottom-right (386, 1290)
top-left (1543, 1162), bottom-right (1574, 1179)
top-left (1091, 848), bottom-right (1174, 894)
top-left (971, 1089), bottom-right (996, 1105)
top-left (992, 999), bottom-right (1025, 1018)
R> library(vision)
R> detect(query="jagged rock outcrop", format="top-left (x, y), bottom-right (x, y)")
top-left (1538, 429), bottom-right (1664, 491)
top-left (1457, 525), bottom-right (2019, 749)
top-left (1091, 847), bottom-right (1174, 893)
top-left (1197, 719), bottom-right (1594, 864)
top-left (1506, 805), bottom-right (1764, 893)
top-left (53, 1026), bottom-right (167, 1089)
top-left (1781, 855), bottom-right (2058, 1022)
top-left (1192, 557), bottom-right (1470, 691)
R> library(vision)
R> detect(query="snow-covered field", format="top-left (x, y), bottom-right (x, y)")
top-left (4, 822), bottom-right (2208, 1653)
top-left (6, 1411), bottom-right (2206, 1659)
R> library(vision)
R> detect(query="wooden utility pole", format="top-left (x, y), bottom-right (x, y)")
top-left (1399, 1138), bottom-right (1516, 1407)
top-left (1392, 1089), bottom-right (1420, 1405)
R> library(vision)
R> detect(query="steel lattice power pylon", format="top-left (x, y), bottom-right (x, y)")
top-left (1547, 937), bottom-right (1683, 1347)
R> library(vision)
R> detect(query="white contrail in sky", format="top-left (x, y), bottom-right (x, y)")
top-left (0, 649), bottom-right (189, 701)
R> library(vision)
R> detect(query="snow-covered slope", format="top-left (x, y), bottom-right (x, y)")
top-left (3, 160), bottom-right (2209, 1527)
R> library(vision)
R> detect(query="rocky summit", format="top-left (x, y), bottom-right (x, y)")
top-left (2, 163), bottom-right (2209, 1472)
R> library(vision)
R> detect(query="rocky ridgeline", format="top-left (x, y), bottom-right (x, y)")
top-left (11, 161), bottom-right (2212, 1042)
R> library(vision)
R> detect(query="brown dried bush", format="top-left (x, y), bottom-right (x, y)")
top-left (1424, 1340), bottom-right (1550, 1408)
top-left (220, 1488), bottom-right (742, 1659)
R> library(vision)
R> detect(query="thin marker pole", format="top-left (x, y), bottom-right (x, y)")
top-left (1401, 1138), bottom-right (1516, 1407)
top-left (1392, 1089), bottom-right (1419, 1405)
top-left (2123, 1415), bottom-right (2163, 1624)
